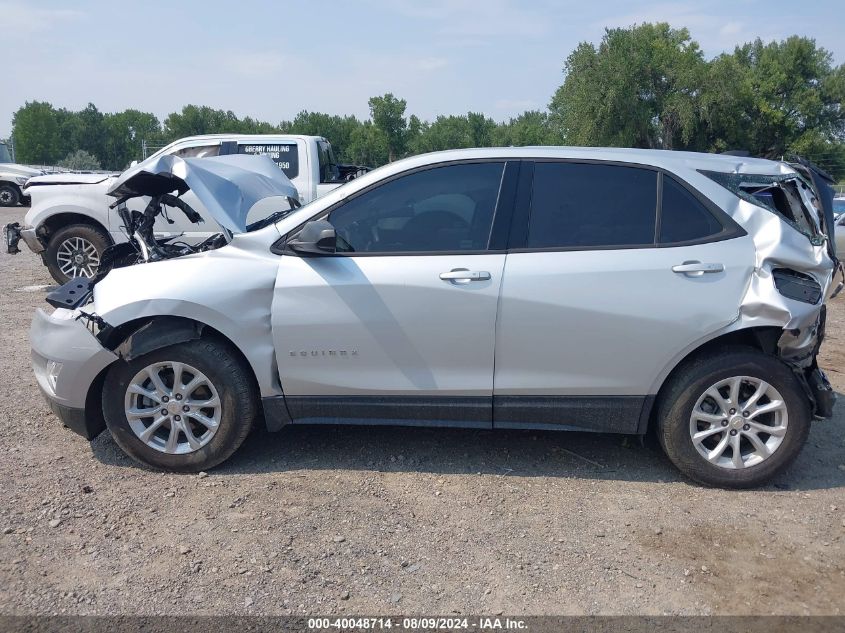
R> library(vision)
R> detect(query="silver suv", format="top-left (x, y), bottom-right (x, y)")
top-left (29, 148), bottom-right (841, 488)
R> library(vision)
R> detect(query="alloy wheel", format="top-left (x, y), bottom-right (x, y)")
top-left (124, 361), bottom-right (222, 454)
top-left (56, 236), bottom-right (100, 278)
top-left (689, 375), bottom-right (788, 469)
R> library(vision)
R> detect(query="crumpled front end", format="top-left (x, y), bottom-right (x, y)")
top-left (31, 308), bottom-right (118, 439)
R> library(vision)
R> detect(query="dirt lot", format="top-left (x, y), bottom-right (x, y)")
top-left (0, 204), bottom-right (843, 616)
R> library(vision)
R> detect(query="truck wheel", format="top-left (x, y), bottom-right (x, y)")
top-left (0, 184), bottom-right (20, 207)
top-left (656, 348), bottom-right (811, 489)
top-left (102, 338), bottom-right (257, 472)
top-left (45, 223), bottom-right (112, 284)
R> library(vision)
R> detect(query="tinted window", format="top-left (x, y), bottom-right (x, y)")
top-left (238, 143), bottom-right (299, 179)
top-left (659, 176), bottom-right (723, 243)
top-left (527, 163), bottom-right (657, 248)
top-left (329, 162), bottom-right (504, 253)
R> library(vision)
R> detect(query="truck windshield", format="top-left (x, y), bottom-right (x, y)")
top-left (0, 143), bottom-right (12, 163)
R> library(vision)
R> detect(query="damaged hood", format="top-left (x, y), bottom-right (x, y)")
top-left (107, 154), bottom-right (299, 233)
top-left (27, 172), bottom-right (114, 186)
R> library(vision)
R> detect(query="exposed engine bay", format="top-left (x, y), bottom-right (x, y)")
top-left (45, 153), bottom-right (301, 311)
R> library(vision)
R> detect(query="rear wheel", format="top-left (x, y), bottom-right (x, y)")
top-left (44, 223), bottom-right (111, 283)
top-left (0, 183), bottom-right (20, 207)
top-left (103, 339), bottom-right (257, 472)
top-left (657, 348), bottom-right (811, 488)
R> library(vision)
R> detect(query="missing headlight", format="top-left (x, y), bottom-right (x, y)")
top-left (772, 268), bottom-right (822, 304)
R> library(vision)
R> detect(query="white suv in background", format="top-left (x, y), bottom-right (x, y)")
top-left (6, 134), bottom-right (367, 282)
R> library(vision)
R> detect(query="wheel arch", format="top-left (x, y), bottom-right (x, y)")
top-left (39, 212), bottom-right (111, 241)
top-left (86, 315), bottom-right (266, 435)
top-left (640, 326), bottom-right (784, 434)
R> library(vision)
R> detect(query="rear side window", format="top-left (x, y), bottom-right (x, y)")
top-left (527, 163), bottom-right (657, 248)
top-left (238, 143), bottom-right (299, 179)
top-left (659, 175), bottom-right (723, 243)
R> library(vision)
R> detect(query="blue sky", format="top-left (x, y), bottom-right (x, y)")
top-left (3, 0), bottom-right (844, 138)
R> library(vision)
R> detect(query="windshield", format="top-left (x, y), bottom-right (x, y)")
top-left (0, 143), bottom-right (12, 163)
top-left (700, 170), bottom-right (824, 245)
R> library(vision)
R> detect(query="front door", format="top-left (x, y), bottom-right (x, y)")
top-left (271, 161), bottom-right (511, 427)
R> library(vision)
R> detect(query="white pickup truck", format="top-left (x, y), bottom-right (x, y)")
top-left (6, 134), bottom-right (368, 282)
top-left (0, 141), bottom-right (43, 206)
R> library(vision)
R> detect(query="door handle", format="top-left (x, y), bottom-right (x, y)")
top-left (439, 269), bottom-right (491, 282)
top-left (672, 261), bottom-right (724, 276)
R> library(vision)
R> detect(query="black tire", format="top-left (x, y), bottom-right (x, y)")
top-left (102, 338), bottom-right (257, 472)
top-left (0, 183), bottom-right (20, 207)
top-left (44, 223), bottom-right (112, 284)
top-left (656, 347), bottom-right (811, 489)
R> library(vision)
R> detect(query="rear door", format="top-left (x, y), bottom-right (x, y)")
top-left (272, 160), bottom-right (516, 427)
top-left (493, 161), bottom-right (754, 432)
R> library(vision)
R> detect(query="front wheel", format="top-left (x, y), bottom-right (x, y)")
top-left (44, 223), bottom-right (111, 284)
top-left (0, 183), bottom-right (20, 207)
top-left (657, 348), bottom-right (811, 488)
top-left (102, 338), bottom-right (257, 472)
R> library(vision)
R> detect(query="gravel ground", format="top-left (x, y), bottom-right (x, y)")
top-left (1, 204), bottom-right (843, 616)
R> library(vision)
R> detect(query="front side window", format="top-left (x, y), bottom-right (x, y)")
top-left (527, 162), bottom-right (657, 248)
top-left (318, 141), bottom-right (340, 183)
top-left (659, 175), bottom-right (723, 243)
top-left (172, 144), bottom-right (220, 159)
top-left (328, 162), bottom-right (505, 253)
top-left (238, 143), bottom-right (299, 179)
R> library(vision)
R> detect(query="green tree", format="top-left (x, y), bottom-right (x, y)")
top-left (102, 110), bottom-right (162, 170)
top-left (11, 101), bottom-right (62, 164)
top-left (64, 103), bottom-right (107, 162)
top-left (703, 36), bottom-right (845, 171)
top-left (409, 113), bottom-right (496, 153)
top-left (58, 149), bottom-right (102, 171)
top-left (549, 23), bottom-right (705, 149)
top-left (368, 93), bottom-right (408, 161)
top-left (493, 111), bottom-right (560, 146)
top-left (346, 121), bottom-right (389, 166)
top-left (163, 105), bottom-right (242, 139)
top-left (282, 111), bottom-right (364, 163)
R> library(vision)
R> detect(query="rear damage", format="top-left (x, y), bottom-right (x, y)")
top-left (702, 159), bottom-right (841, 419)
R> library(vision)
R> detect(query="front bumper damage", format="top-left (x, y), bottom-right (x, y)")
top-left (4, 222), bottom-right (45, 254)
top-left (30, 308), bottom-right (118, 439)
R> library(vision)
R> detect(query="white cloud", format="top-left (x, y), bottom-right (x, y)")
top-left (0, 2), bottom-right (81, 40)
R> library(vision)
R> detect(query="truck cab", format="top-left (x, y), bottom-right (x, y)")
top-left (7, 134), bottom-right (368, 283)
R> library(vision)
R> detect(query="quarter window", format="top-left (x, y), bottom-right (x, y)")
top-left (659, 175), bottom-right (723, 243)
top-left (328, 162), bottom-right (505, 253)
top-left (527, 163), bottom-right (657, 248)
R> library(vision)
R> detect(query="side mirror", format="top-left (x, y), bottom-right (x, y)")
top-left (287, 220), bottom-right (337, 256)
top-left (130, 160), bottom-right (138, 168)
